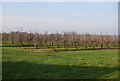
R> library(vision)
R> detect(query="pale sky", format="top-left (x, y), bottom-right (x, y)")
top-left (1, 0), bottom-right (119, 2)
top-left (1, 2), bottom-right (118, 35)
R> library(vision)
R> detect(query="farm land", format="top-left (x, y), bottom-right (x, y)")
top-left (1, 32), bottom-right (119, 79)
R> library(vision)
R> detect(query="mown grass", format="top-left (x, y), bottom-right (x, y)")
top-left (2, 47), bottom-right (119, 79)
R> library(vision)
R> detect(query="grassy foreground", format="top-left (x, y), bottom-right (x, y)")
top-left (2, 47), bottom-right (119, 79)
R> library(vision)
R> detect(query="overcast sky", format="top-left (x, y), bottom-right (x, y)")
top-left (1, 2), bottom-right (118, 35)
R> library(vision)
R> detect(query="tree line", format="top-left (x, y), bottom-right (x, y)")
top-left (1, 31), bottom-right (119, 50)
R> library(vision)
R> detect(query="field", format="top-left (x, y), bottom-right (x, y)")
top-left (2, 47), bottom-right (119, 79)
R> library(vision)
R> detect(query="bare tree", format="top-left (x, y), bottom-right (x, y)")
top-left (63, 33), bottom-right (69, 51)
top-left (2, 31), bottom-right (119, 49)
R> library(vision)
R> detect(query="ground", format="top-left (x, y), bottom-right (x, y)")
top-left (2, 47), bottom-right (119, 79)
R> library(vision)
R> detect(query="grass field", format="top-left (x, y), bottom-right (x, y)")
top-left (2, 47), bottom-right (119, 79)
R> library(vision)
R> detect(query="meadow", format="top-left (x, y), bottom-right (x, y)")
top-left (2, 47), bottom-right (119, 79)
top-left (1, 32), bottom-right (119, 79)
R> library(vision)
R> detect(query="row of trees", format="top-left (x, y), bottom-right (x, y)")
top-left (1, 31), bottom-right (119, 50)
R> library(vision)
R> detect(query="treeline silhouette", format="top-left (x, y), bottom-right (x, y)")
top-left (1, 31), bottom-right (119, 50)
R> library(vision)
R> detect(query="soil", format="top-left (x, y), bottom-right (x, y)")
top-left (26, 48), bottom-right (120, 54)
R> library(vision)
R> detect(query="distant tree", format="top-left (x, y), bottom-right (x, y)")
top-left (44, 31), bottom-right (50, 48)
top-left (10, 31), bottom-right (14, 45)
top-left (63, 33), bottom-right (69, 51)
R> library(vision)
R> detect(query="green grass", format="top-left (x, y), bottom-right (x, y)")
top-left (2, 47), bottom-right (119, 79)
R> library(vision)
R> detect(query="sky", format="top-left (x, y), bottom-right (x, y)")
top-left (1, 0), bottom-right (119, 2)
top-left (1, 2), bottom-right (118, 35)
